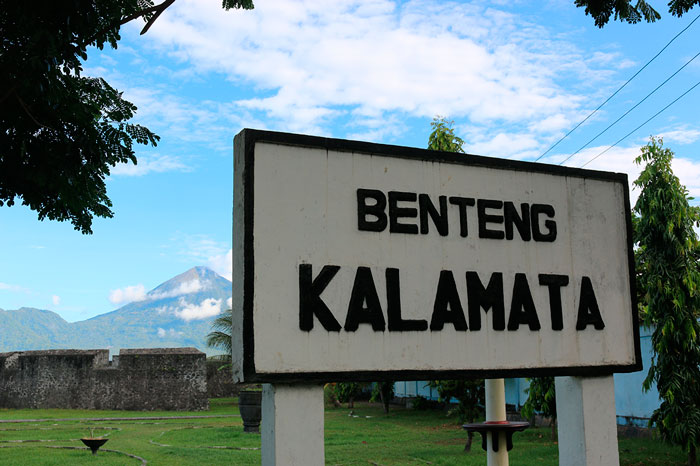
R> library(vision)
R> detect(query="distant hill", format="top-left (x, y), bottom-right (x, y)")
top-left (0, 267), bottom-right (232, 355)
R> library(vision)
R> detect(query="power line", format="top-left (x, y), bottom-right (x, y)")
top-left (557, 50), bottom-right (700, 166)
top-left (579, 79), bottom-right (700, 168)
top-left (533, 12), bottom-right (700, 162)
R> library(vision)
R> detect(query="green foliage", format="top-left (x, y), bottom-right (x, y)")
top-left (634, 137), bottom-right (700, 465)
top-left (574, 0), bottom-right (699, 27)
top-left (427, 117), bottom-right (465, 153)
top-left (427, 379), bottom-right (485, 424)
top-left (223, 0), bottom-right (255, 8)
top-left (521, 376), bottom-right (557, 421)
top-left (370, 381), bottom-right (395, 414)
top-left (206, 308), bottom-right (233, 361)
top-left (0, 1), bottom-right (253, 234)
top-left (409, 395), bottom-right (436, 410)
top-left (334, 382), bottom-right (366, 406)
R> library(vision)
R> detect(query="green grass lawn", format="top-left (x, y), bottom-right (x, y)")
top-left (0, 398), bottom-right (687, 465)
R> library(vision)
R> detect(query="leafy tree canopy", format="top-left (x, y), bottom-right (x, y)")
top-left (1, 0), bottom-right (253, 234)
top-left (206, 307), bottom-right (233, 361)
top-left (427, 117), bottom-right (465, 153)
top-left (521, 376), bottom-right (557, 440)
top-left (575, 0), bottom-right (700, 27)
top-left (635, 137), bottom-right (700, 465)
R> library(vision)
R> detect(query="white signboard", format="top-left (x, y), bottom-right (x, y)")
top-left (232, 129), bottom-right (641, 383)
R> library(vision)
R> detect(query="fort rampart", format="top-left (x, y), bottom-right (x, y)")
top-left (0, 347), bottom-right (208, 411)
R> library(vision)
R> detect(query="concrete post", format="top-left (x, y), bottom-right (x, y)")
top-left (485, 378), bottom-right (509, 466)
top-left (555, 375), bottom-right (619, 466)
top-left (261, 383), bottom-right (325, 466)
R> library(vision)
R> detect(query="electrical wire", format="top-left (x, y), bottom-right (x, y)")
top-left (533, 12), bottom-right (700, 162)
top-left (557, 50), bottom-right (700, 166)
top-left (579, 79), bottom-right (700, 168)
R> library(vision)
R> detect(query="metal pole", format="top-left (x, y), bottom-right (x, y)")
top-left (485, 378), bottom-right (509, 466)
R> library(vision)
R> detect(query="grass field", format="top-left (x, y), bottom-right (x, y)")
top-left (0, 398), bottom-right (687, 465)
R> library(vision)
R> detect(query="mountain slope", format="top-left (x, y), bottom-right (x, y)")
top-left (0, 307), bottom-right (72, 350)
top-left (0, 267), bottom-right (232, 354)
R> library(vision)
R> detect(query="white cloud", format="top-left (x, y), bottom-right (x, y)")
top-left (466, 130), bottom-right (541, 159)
top-left (0, 282), bottom-right (28, 293)
top-left (226, 296), bottom-right (232, 309)
top-left (174, 297), bottom-right (223, 321)
top-left (672, 157), bottom-right (700, 199)
top-left (658, 127), bottom-right (700, 145)
top-left (111, 154), bottom-right (190, 176)
top-left (52, 295), bottom-right (61, 306)
top-left (149, 278), bottom-right (207, 300)
top-left (109, 284), bottom-right (147, 305)
top-left (207, 249), bottom-right (232, 281)
top-left (135, 0), bottom-right (604, 138)
top-left (166, 233), bottom-right (230, 264)
top-left (157, 327), bottom-right (185, 338)
top-left (541, 141), bottom-right (700, 205)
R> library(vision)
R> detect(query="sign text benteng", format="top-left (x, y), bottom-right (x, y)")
top-left (232, 130), bottom-right (641, 383)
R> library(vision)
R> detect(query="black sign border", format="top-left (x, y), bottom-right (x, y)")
top-left (234, 128), bottom-right (642, 383)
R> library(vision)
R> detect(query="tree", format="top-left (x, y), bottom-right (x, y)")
top-left (371, 381), bottom-right (395, 414)
top-left (427, 117), bottom-right (465, 153)
top-left (521, 376), bottom-right (557, 440)
top-left (334, 382), bottom-right (367, 409)
top-left (427, 380), bottom-right (485, 451)
top-left (206, 307), bottom-right (233, 363)
top-left (634, 137), bottom-right (700, 466)
top-left (574, 0), bottom-right (699, 27)
top-left (1, 1), bottom-right (253, 234)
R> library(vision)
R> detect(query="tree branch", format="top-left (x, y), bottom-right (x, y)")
top-left (16, 95), bottom-right (53, 130)
top-left (81, 0), bottom-right (176, 47)
top-left (139, 0), bottom-right (176, 35)
top-left (0, 85), bottom-right (17, 104)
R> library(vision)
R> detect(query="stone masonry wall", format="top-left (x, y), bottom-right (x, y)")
top-left (205, 360), bottom-right (239, 398)
top-left (0, 348), bottom-right (208, 411)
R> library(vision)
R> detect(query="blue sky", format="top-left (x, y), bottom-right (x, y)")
top-left (2, 0), bottom-right (699, 323)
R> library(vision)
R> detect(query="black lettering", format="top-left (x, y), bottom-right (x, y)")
top-left (576, 276), bottom-right (605, 330)
top-left (466, 271), bottom-right (505, 331)
top-left (357, 189), bottom-right (387, 232)
top-left (477, 199), bottom-right (505, 239)
top-left (388, 191), bottom-right (419, 234)
top-left (507, 273), bottom-right (541, 331)
top-left (531, 204), bottom-right (557, 242)
top-left (449, 196), bottom-right (475, 237)
top-left (430, 270), bottom-right (467, 331)
top-left (299, 264), bottom-right (342, 331)
top-left (419, 194), bottom-right (448, 236)
top-left (344, 267), bottom-right (386, 331)
top-left (387, 268), bottom-right (428, 331)
top-left (504, 202), bottom-right (531, 241)
top-left (538, 274), bottom-right (569, 331)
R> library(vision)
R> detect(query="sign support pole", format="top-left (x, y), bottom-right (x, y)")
top-left (555, 375), bottom-right (620, 466)
top-left (261, 383), bottom-right (325, 466)
top-left (485, 378), bottom-right (509, 466)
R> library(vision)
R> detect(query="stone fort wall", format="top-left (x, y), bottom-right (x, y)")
top-left (0, 347), bottom-right (208, 411)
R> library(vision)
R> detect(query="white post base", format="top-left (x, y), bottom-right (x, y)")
top-left (485, 378), bottom-right (509, 466)
top-left (261, 383), bottom-right (324, 466)
top-left (555, 375), bottom-right (619, 466)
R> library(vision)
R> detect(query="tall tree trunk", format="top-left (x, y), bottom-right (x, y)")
top-left (689, 443), bottom-right (697, 466)
top-left (551, 418), bottom-right (557, 441)
top-left (464, 431), bottom-right (473, 452)
top-left (379, 383), bottom-right (391, 414)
